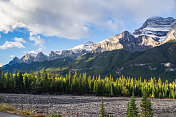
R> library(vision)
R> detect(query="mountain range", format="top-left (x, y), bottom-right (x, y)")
top-left (1, 16), bottom-right (176, 80)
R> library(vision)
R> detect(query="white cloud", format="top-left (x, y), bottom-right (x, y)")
top-left (29, 32), bottom-right (45, 53)
top-left (0, 37), bottom-right (25, 49)
top-left (29, 33), bottom-right (45, 45)
top-left (0, 0), bottom-right (175, 39)
top-left (14, 37), bottom-right (26, 43)
top-left (10, 55), bottom-right (14, 58)
top-left (27, 47), bottom-right (43, 55)
top-left (28, 50), bottom-right (38, 55)
top-left (0, 63), bottom-right (3, 67)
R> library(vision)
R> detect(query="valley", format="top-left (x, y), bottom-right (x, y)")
top-left (0, 1), bottom-right (176, 117)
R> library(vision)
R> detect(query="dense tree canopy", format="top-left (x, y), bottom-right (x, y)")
top-left (0, 69), bottom-right (176, 99)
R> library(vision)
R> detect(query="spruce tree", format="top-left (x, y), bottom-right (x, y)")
top-left (100, 98), bottom-right (105, 117)
top-left (126, 92), bottom-right (138, 117)
top-left (140, 92), bottom-right (153, 117)
top-left (126, 102), bottom-right (131, 117)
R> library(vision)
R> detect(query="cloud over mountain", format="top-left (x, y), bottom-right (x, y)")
top-left (0, 0), bottom-right (175, 39)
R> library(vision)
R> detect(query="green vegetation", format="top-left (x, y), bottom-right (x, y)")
top-left (50, 114), bottom-right (62, 117)
top-left (0, 103), bottom-right (49, 117)
top-left (2, 42), bottom-right (176, 80)
top-left (100, 98), bottom-right (105, 117)
top-left (126, 93), bottom-right (154, 117)
top-left (140, 92), bottom-right (153, 117)
top-left (0, 69), bottom-right (176, 98)
top-left (126, 93), bottom-right (138, 117)
top-left (0, 103), bottom-right (15, 112)
top-left (99, 98), bottom-right (113, 117)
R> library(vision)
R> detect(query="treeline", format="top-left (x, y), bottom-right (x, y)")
top-left (0, 69), bottom-right (176, 98)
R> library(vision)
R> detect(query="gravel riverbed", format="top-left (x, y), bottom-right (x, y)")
top-left (0, 93), bottom-right (176, 117)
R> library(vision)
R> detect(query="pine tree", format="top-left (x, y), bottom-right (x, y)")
top-left (15, 71), bottom-right (24, 92)
top-left (100, 98), bottom-right (105, 117)
top-left (140, 92), bottom-right (153, 117)
top-left (41, 68), bottom-right (49, 92)
top-left (126, 102), bottom-right (131, 117)
top-left (126, 92), bottom-right (138, 117)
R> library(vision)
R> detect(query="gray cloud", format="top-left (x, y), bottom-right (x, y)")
top-left (0, 0), bottom-right (175, 39)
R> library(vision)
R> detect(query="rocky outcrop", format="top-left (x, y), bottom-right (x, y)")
top-left (34, 52), bottom-right (48, 62)
top-left (48, 51), bottom-right (60, 61)
top-left (21, 53), bottom-right (35, 64)
top-left (92, 31), bottom-right (159, 52)
top-left (162, 23), bottom-right (176, 43)
top-left (133, 17), bottom-right (175, 42)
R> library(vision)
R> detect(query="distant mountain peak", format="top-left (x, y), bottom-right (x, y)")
top-left (21, 53), bottom-right (35, 64)
top-left (147, 16), bottom-right (174, 21)
top-left (72, 41), bottom-right (94, 52)
top-left (133, 16), bottom-right (176, 42)
top-left (35, 52), bottom-right (47, 62)
top-left (7, 16), bottom-right (176, 66)
top-left (84, 41), bottom-right (94, 45)
top-left (9, 57), bottom-right (21, 65)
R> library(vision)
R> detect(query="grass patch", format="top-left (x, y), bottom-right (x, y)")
top-left (50, 114), bottom-right (62, 117)
top-left (0, 103), bottom-right (62, 117)
top-left (0, 103), bottom-right (15, 112)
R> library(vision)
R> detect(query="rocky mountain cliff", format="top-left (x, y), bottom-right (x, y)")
top-left (92, 17), bottom-right (176, 52)
top-left (133, 16), bottom-right (175, 41)
top-left (9, 41), bottom-right (94, 65)
top-left (92, 31), bottom-right (159, 52)
top-left (164, 22), bottom-right (176, 43)
top-left (8, 16), bottom-right (176, 65)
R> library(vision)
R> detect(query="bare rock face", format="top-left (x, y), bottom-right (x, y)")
top-left (134, 35), bottom-right (159, 51)
top-left (48, 51), bottom-right (60, 61)
top-left (133, 17), bottom-right (175, 42)
top-left (92, 31), bottom-right (159, 52)
top-left (92, 32), bottom-right (132, 52)
top-left (34, 52), bottom-right (48, 62)
top-left (92, 17), bottom-right (176, 53)
top-left (163, 23), bottom-right (176, 43)
top-left (21, 53), bottom-right (35, 64)
top-left (92, 38), bottom-right (110, 52)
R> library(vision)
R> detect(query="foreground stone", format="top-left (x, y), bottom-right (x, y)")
top-left (0, 93), bottom-right (176, 117)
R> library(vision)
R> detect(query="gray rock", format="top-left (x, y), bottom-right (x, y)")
top-left (0, 94), bottom-right (176, 117)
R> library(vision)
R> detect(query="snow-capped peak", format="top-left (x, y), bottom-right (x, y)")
top-left (133, 17), bottom-right (176, 42)
top-left (72, 41), bottom-right (94, 52)
top-left (97, 38), bottom-right (110, 44)
top-left (29, 53), bottom-right (37, 57)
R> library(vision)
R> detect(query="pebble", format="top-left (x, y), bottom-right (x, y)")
top-left (0, 94), bottom-right (176, 117)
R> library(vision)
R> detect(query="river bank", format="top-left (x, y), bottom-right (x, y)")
top-left (0, 93), bottom-right (176, 117)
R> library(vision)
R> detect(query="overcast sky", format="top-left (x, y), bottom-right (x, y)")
top-left (0, 0), bottom-right (176, 66)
